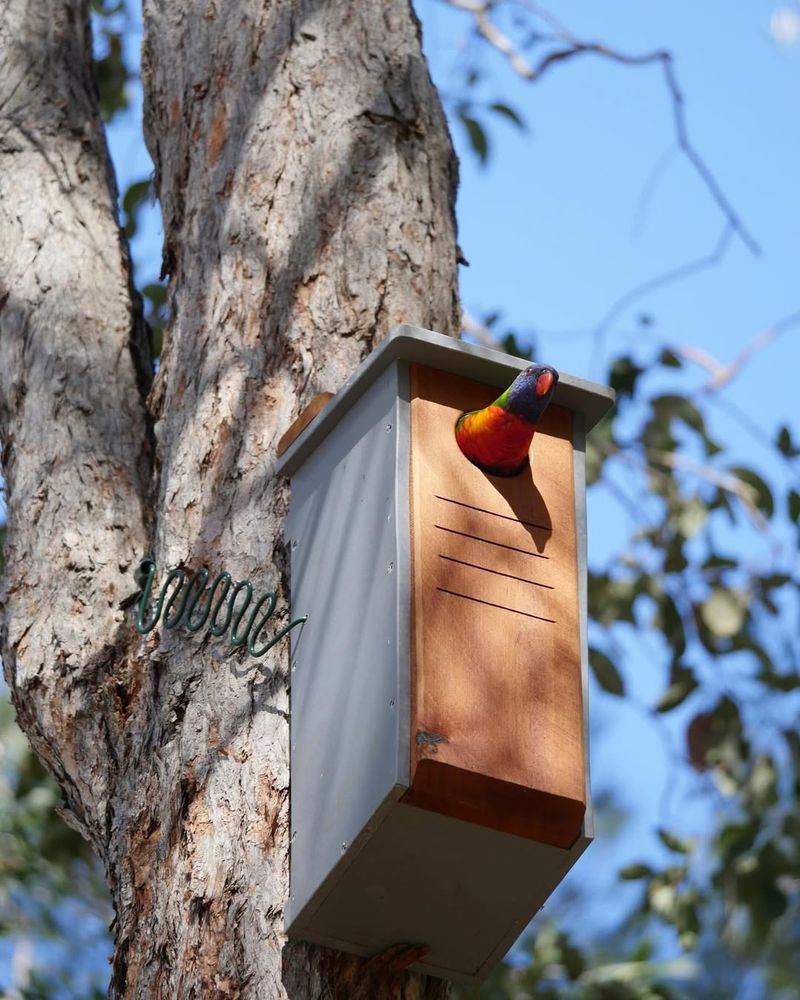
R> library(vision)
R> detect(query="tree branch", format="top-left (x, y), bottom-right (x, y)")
top-left (0, 0), bottom-right (151, 850)
top-left (582, 224), bottom-right (733, 374)
top-left (461, 309), bottom-right (505, 350)
top-left (674, 310), bottom-right (800, 393)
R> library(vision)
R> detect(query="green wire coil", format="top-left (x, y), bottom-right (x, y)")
top-left (135, 560), bottom-right (307, 658)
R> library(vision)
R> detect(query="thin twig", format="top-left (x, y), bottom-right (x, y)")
top-left (513, 0), bottom-right (577, 42)
top-left (602, 223), bottom-right (733, 337)
top-left (599, 438), bottom-right (767, 529)
top-left (461, 309), bottom-right (505, 350)
top-left (644, 447), bottom-right (766, 528)
top-left (673, 310), bottom-right (800, 393)
top-left (441, 0), bottom-right (760, 256)
top-left (705, 394), bottom-right (800, 489)
top-left (531, 42), bottom-right (760, 254)
top-left (587, 224), bottom-right (733, 373)
top-left (632, 145), bottom-right (679, 238)
top-left (602, 473), bottom-right (658, 529)
top-left (446, 0), bottom-right (537, 78)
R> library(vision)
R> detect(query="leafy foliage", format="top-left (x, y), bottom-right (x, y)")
top-left (142, 280), bottom-right (168, 360)
top-left (451, 79), bottom-right (527, 166)
top-left (0, 696), bottom-right (112, 997)
top-left (91, 1), bottom-right (131, 122)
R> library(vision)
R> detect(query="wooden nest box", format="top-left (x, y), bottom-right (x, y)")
top-left (276, 326), bottom-right (614, 983)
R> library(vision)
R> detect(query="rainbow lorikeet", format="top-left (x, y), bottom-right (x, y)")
top-left (454, 364), bottom-right (559, 477)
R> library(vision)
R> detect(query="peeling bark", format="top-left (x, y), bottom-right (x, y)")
top-left (1, 0), bottom-right (460, 996)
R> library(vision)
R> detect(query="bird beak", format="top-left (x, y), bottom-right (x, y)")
top-left (535, 370), bottom-right (554, 397)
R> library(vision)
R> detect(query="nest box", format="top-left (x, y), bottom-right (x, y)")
top-left (276, 326), bottom-right (614, 983)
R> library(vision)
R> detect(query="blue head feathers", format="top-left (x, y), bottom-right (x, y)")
top-left (504, 364), bottom-right (559, 424)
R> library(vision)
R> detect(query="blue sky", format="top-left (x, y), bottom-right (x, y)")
top-left (420, 0), bottom-right (799, 392)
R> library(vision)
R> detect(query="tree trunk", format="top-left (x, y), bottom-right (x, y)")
top-left (1, 0), bottom-right (460, 997)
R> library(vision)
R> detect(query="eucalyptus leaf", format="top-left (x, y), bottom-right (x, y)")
top-left (789, 488), bottom-right (800, 523)
top-left (121, 178), bottom-right (152, 238)
top-left (728, 465), bottom-right (774, 518)
top-left (700, 588), bottom-right (746, 638)
top-left (655, 664), bottom-right (697, 713)
top-left (589, 647), bottom-right (625, 695)
top-left (657, 828), bottom-right (692, 854)
top-left (651, 394), bottom-right (704, 432)
top-left (93, 30), bottom-right (129, 122)
top-left (659, 348), bottom-right (683, 368)
top-left (488, 101), bottom-right (525, 130)
top-left (619, 863), bottom-right (653, 880)
top-left (702, 553), bottom-right (738, 571)
top-left (776, 425), bottom-right (798, 457)
top-left (649, 883), bottom-right (678, 919)
top-left (610, 356), bottom-right (645, 400)
top-left (459, 112), bottom-right (489, 164)
top-left (676, 497), bottom-right (707, 539)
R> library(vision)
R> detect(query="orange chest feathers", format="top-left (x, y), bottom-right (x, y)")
top-left (455, 405), bottom-right (535, 476)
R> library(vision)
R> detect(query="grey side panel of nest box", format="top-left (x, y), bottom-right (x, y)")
top-left (276, 325), bottom-right (615, 478)
top-left (284, 363), bottom-right (410, 930)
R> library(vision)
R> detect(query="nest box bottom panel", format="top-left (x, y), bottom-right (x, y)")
top-left (288, 799), bottom-right (587, 984)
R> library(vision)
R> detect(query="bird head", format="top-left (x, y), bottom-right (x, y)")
top-left (503, 364), bottom-right (559, 423)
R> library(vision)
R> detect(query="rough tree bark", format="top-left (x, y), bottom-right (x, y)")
top-left (1, 0), bottom-right (460, 997)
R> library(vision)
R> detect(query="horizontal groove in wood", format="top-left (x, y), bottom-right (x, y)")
top-left (434, 495), bottom-right (553, 555)
top-left (437, 588), bottom-right (557, 623)
top-left (434, 524), bottom-right (548, 560)
top-left (438, 555), bottom-right (554, 590)
top-left (437, 531), bottom-right (555, 586)
top-left (434, 494), bottom-right (552, 533)
top-left (437, 557), bottom-right (556, 618)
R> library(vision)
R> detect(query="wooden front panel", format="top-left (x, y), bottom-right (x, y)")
top-left (406, 364), bottom-right (585, 848)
